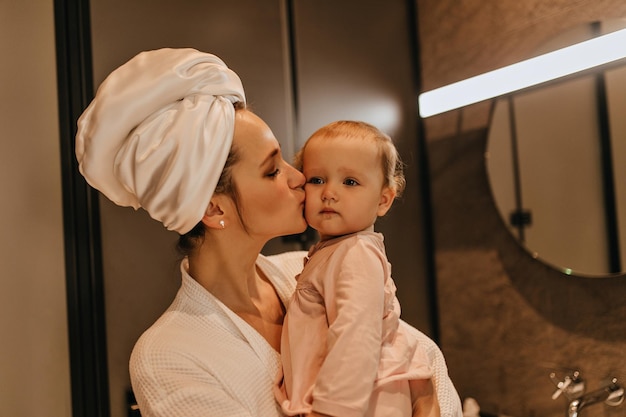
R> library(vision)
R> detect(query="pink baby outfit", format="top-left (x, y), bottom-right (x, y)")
top-left (275, 230), bottom-right (433, 417)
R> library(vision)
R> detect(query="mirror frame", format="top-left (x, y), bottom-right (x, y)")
top-left (485, 87), bottom-right (624, 279)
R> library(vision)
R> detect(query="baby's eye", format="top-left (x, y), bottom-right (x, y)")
top-left (307, 177), bottom-right (324, 185)
top-left (344, 178), bottom-right (359, 186)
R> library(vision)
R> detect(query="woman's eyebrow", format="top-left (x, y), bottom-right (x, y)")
top-left (259, 148), bottom-right (279, 168)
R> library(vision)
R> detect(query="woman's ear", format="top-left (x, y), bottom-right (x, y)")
top-left (376, 186), bottom-right (396, 217)
top-left (201, 198), bottom-right (225, 230)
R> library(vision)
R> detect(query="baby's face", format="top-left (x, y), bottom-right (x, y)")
top-left (301, 136), bottom-right (394, 240)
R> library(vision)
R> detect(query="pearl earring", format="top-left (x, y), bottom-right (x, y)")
top-left (219, 220), bottom-right (225, 229)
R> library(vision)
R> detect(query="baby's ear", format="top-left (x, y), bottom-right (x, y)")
top-left (377, 186), bottom-right (396, 216)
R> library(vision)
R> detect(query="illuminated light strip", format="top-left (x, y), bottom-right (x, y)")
top-left (418, 28), bottom-right (626, 118)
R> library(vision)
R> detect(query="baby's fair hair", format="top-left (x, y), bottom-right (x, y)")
top-left (295, 120), bottom-right (406, 197)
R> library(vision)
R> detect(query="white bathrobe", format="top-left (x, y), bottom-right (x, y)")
top-left (129, 251), bottom-right (463, 417)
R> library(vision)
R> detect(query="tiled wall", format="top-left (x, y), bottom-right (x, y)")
top-left (418, 1), bottom-right (626, 416)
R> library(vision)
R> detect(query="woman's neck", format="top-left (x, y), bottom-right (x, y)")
top-left (188, 234), bottom-right (259, 306)
top-left (187, 233), bottom-right (285, 351)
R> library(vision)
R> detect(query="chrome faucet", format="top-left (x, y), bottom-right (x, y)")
top-left (566, 378), bottom-right (624, 417)
top-left (550, 371), bottom-right (585, 400)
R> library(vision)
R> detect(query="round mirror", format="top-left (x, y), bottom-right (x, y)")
top-left (486, 19), bottom-right (626, 277)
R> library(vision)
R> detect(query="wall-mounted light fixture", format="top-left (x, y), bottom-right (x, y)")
top-left (418, 27), bottom-right (626, 118)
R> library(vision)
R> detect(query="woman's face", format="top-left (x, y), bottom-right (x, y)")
top-left (229, 110), bottom-right (307, 239)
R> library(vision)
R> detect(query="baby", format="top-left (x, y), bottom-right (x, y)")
top-left (275, 121), bottom-right (440, 417)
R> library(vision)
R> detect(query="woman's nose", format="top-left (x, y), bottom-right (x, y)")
top-left (287, 164), bottom-right (306, 189)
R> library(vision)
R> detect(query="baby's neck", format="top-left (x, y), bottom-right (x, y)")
top-left (318, 225), bottom-right (375, 242)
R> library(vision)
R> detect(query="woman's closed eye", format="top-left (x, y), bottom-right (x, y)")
top-left (266, 168), bottom-right (280, 178)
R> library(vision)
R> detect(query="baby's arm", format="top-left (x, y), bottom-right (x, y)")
top-left (311, 240), bottom-right (386, 417)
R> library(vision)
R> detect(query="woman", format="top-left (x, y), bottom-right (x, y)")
top-left (75, 48), bottom-right (462, 417)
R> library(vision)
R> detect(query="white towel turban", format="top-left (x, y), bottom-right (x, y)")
top-left (75, 48), bottom-right (246, 234)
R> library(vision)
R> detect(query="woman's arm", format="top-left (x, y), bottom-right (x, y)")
top-left (130, 354), bottom-right (254, 417)
top-left (399, 321), bottom-right (463, 417)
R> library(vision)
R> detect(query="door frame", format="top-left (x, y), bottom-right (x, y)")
top-left (54, 0), bottom-right (110, 416)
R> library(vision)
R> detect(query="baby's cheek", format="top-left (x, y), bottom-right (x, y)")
top-left (303, 205), bottom-right (318, 225)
